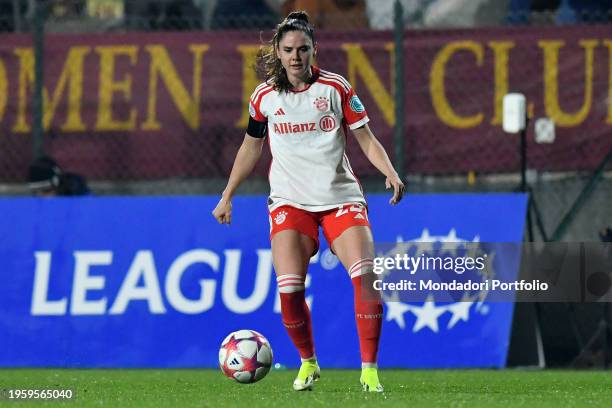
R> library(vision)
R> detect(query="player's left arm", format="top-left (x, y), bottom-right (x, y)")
top-left (352, 124), bottom-right (405, 205)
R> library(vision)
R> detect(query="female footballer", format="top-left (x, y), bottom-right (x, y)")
top-left (213, 11), bottom-right (404, 392)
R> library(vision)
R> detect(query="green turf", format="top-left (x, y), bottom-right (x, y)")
top-left (1, 369), bottom-right (611, 407)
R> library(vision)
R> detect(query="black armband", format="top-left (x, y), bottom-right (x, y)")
top-left (247, 117), bottom-right (268, 138)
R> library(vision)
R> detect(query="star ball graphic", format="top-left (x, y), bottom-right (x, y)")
top-left (378, 229), bottom-right (495, 333)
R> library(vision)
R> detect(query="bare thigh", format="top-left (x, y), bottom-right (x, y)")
top-left (331, 226), bottom-right (379, 300)
top-left (331, 226), bottom-right (374, 271)
top-left (272, 230), bottom-right (316, 278)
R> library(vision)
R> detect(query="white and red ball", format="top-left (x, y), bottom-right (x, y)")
top-left (218, 330), bottom-right (273, 384)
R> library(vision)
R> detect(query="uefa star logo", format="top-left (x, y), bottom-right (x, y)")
top-left (381, 229), bottom-right (495, 333)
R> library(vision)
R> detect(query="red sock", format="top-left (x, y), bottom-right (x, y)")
top-left (277, 275), bottom-right (315, 360)
top-left (350, 260), bottom-right (383, 364)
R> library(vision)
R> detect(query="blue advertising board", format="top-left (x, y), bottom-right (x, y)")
top-left (0, 194), bottom-right (526, 368)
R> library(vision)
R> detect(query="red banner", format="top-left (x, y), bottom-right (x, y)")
top-left (0, 27), bottom-right (610, 181)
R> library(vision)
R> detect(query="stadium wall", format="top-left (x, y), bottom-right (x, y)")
top-left (0, 26), bottom-right (610, 182)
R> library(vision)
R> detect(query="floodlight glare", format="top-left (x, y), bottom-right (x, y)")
top-left (503, 93), bottom-right (527, 133)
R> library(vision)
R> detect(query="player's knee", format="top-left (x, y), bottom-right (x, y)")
top-left (348, 258), bottom-right (374, 279)
top-left (277, 274), bottom-right (306, 293)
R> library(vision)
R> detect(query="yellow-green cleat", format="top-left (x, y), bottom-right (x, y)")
top-left (360, 367), bottom-right (384, 393)
top-left (292, 360), bottom-right (320, 391)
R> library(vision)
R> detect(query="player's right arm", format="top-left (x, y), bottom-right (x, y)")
top-left (212, 133), bottom-right (265, 224)
top-left (213, 87), bottom-right (270, 224)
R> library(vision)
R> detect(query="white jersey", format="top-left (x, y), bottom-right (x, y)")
top-left (249, 67), bottom-right (369, 212)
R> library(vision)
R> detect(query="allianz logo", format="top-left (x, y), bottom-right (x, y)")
top-left (272, 122), bottom-right (316, 134)
top-left (31, 249), bottom-right (313, 316)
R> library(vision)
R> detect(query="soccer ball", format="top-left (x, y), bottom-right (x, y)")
top-left (218, 329), bottom-right (273, 384)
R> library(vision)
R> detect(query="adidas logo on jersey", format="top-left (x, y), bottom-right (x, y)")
top-left (274, 108), bottom-right (286, 116)
top-left (273, 122), bottom-right (316, 135)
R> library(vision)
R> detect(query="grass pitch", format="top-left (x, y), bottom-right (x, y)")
top-left (1, 369), bottom-right (611, 407)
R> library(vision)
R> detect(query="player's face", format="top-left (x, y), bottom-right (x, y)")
top-left (277, 30), bottom-right (315, 84)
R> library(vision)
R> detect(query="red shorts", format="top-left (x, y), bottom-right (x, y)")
top-left (269, 203), bottom-right (370, 253)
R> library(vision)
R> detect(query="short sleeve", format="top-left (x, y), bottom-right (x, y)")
top-left (249, 85), bottom-right (270, 123)
top-left (341, 87), bottom-right (369, 130)
top-left (249, 99), bottom-right (266, 122)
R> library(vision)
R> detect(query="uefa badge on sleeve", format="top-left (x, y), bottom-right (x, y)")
top-left (349, 95), bottom-right (365, 113)
top-left (249, 101), bottom-right (257, 118)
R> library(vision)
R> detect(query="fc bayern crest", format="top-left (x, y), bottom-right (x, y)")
top-left (313, 96), bottom-right (329, 112)
top-left (274, 210), bottom-right (287, 225)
